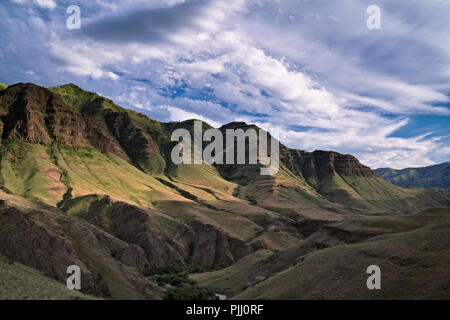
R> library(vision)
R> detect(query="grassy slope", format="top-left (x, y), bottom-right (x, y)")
top-left (48, 84), bottom-right (122, 113)
top-left (240, 164), bottom-right (346, 220)
top-left (234, 207), bottom-right (450, 299)
top-left (0, 256), bottom-right (95, 300)
top-left (0, 141), bottom-right (66, 206)
top-left (0, 139), bottom-right (189, 207)
top-left (318, 175), bottom-right (449, 213)
top-left (193, 207), bottom-right (450, 299)
top-left (0, 84), bottom-right (7, 91)
top-left (0, 84), bottom-right (447, 251)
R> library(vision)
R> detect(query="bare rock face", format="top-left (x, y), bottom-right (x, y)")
top-left (305, 150), bottom-right (375, 177)
top-left (0, 84), bottom-right (53, 144)
top-left (282, 148), bottom-right (375, 180)
top-left (103, 111), bottom-right (165, 174)
top-left (189, 220), bottom-right (253, 267)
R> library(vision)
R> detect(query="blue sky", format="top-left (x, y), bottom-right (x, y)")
top-left (1, 0), bottom-right (449, 169)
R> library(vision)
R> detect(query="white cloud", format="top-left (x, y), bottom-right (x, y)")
top-left (35, 0), bottom-right (56, 9)
top-left (165, 105), bottom-right (222, 128)
top-left (10, 0), bottom-right (57, 9)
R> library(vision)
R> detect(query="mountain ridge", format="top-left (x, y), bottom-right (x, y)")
top-left (375, 162), bottom-right (450, 191)
top-left (0, 82), bottom-right (449, 299)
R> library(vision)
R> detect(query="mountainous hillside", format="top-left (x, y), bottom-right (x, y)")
top-left (0, 82), bottom-right (449, 299)
top-left (375, 163), bottom-right (450, 190)
top-left (192, 207), bottom-right (450, 299)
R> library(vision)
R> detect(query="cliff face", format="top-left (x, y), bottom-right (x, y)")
top-left (285, 149), bottom-right (375, 179)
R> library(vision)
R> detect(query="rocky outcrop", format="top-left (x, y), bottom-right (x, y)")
top-left (103, 111), bottom-right (165, 174)
top-left (283, 149), bottom-right (375, 179)
top-left (189, 220), bottom-right (252, 267)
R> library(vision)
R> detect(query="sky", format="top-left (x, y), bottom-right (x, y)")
top-left (1, 0), bottom-right (449, 169)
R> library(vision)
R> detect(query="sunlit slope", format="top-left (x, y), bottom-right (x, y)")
top-left (316, 174), bottom-right (449, 213)
top-left (147, 163), bottom-right (307, 251)
top-left (0, 141), bottom-right (185, 207)
top-left (0, 141), bottom-right (66, 206)
top-left (0, 138), bottom-right (308, 256)
top-left (237, 164), bottom-right (346, 221)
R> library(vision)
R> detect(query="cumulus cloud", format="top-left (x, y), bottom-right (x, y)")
top-left (10, 0), bottom-right (56, 9)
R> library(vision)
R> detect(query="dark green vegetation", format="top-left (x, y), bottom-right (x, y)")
top-left (146, 269), bottom-right (217, 300)
top-left (375, 162), bottom-right (450, 190)
top-left (0, 82), bottom-right (449, 299)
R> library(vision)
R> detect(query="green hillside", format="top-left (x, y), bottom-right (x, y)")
top-left (0, 82), bottom-right (449, 300)
top-left (375, 162), bottom-right (450, 190)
